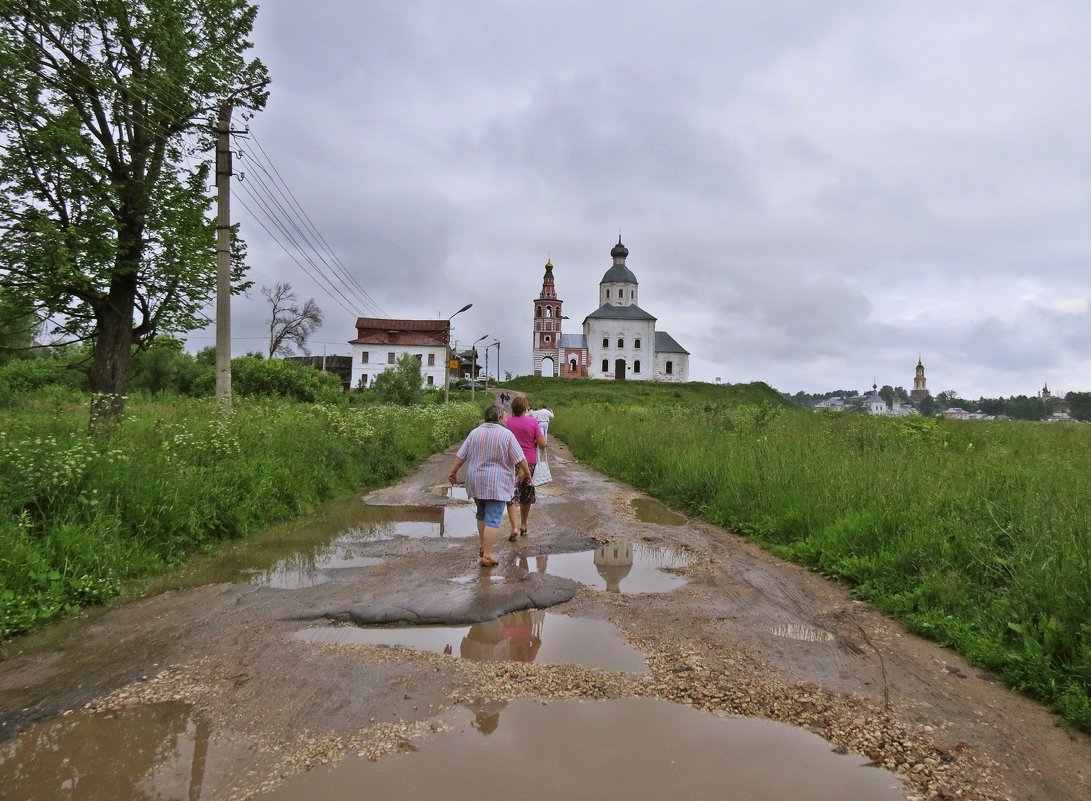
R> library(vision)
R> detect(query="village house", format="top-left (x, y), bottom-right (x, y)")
top-left (348, 318), bottom-right (450, 390)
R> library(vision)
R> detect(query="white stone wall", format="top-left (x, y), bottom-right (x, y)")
top-left (599, 282), bottom-right (638, 307)
top-left (350, 343), bottom-right (447, 390)
top-left (585, 317), bottom-right (656, 380)
top-left (653, 351), bottom-right (689, 382)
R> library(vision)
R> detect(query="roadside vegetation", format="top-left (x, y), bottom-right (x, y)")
top-left (508, 377), bottom-right (1091, 731)
top-left (0, 351), bottom-right (482, 641)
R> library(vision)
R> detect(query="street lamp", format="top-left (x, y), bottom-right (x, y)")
top-left (471, 334), bottom-right (488, 402)
top-left (444, 303), bottom-right (472, 404)
top-left (485, 339), bottom-right (500, 384)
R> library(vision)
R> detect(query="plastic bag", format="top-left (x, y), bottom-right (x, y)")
top-left (532, 448), bottom-right (552, 486)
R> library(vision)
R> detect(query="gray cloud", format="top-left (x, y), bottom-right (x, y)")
top-left (189, 1), bottom-right (1091, 398)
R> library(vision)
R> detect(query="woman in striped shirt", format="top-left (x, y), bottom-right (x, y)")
top-left (448, 404), bottom-right (530, 567)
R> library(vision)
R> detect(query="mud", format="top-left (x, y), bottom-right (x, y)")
top-left (1, 430), bottom-right (1089, 800)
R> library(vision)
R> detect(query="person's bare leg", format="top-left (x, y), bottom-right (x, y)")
top-left (520, 503), bottom-right (531, 534)
top-left (507, 502), bottom-right (519, 540)
top-left (481, 526), bottom-right (499, 565)
top-left (477, 518), bottom-right (485, 557)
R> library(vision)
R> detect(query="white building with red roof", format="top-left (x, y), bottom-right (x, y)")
top-left (348, 318), bottom-right (449, 390)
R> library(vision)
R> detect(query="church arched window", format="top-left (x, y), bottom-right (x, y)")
top-left (602, 337), bottom-right (608, 348)
top-left (606, 289), bottom-right (610, 298)
top-left (601, 359), bottom-right (609, 372)
top-left (630, 290), bottom-right (634, 299)
top-left (544, 335), bottom-right (551, 343)
top-left (634, 338), bottom-right (641, 349)
top-left (617, 338), bottom-right (624, 348)
top-left (634, 360), bottom-right (641, 373)
top-left (569, 358), bottom-right (577, 373)
top-left (545, 306), bottom-right (552, 318)
top-left (665, 360), bottom-right (673, 375)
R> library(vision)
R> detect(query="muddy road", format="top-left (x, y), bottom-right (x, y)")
top-left (1, 436), bottom-right (1088, 800)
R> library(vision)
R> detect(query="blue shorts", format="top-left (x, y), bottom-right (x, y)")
top-left (475, 499), bottom-right (507, 529)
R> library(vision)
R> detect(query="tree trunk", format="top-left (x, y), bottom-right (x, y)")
top-left (87, 271), bottom-right (139, 436)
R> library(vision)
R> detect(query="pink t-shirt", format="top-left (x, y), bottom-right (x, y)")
top-left (505, 415), bottom-right (543, 464)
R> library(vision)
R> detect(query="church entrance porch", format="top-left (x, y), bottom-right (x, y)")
top-left (614, 359), bottom-right (626, 380)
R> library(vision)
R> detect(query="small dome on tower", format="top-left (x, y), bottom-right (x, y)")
top-left (610, 236), bottom-right (628, 260)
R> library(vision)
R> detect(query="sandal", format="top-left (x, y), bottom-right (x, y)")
top-left (508, 531), bottom-right (519, 542)
top-left (479, 557), bottom-right (499, 568)
top-left (519, 528), bottom-right (528, 538)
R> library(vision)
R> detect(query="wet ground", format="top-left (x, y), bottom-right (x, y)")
top-left (1, 428), bottom-right (1089, 800)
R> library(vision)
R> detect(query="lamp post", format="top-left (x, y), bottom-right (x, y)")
top-left (471, 334), bottom-right (488, 402)
top-left (485, 339), bottom-right (500, 384)
top-left (444, 303), bottom-right (472, 404)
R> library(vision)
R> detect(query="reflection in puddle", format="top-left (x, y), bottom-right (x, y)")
top-left (427, 484), bottom-right (470, 501)
top-left (630, 497), bottom-right (687, 525)
top-left (262, 698), bottom-right (908, 801)
top-left (532, 543), bottom-right (698, 594)
top-left (772, 623), bottom-right (835, 643)
top-left (151, 502), bottom-right (480, 591)
top-left (0, 701), bottom-right (248, 801)
top-left (294, 611), bottom-right (645, 673)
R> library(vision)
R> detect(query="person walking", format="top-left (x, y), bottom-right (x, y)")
top-left (530, 403), bottom-right (554, 437)
top-left (448, 404), bottom-right (530, 567)
top-left (504, 395), bottom-right (547, 541)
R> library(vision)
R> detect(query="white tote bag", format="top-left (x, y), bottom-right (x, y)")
top-left (532, 447), bottom-right (552, 486)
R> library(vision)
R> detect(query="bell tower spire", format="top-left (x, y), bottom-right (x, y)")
top-left (532, 259), bottom-right (562, 377)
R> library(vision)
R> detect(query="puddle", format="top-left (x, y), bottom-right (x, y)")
top-left (533, 543), bottom-right (698, 594)
top-left (294, 611), bottom-right (645, 673)
top-left (262, 698), bottom-right (908, 801)
top-left (0, 701), bottom-right (250, 801)
top-left (772, 623), bottom-right (835, 643)
top-left (428, 484), bottom-right (470, 501)
top-left (631, 497), bottom-right (687, 525)
top-left (150, 501), bottom-right (480, 591)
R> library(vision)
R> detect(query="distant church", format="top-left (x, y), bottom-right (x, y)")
top-left (531, 237), bottom-right (690, 381)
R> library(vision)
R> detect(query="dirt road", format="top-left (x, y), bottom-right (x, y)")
top-left (1, 436), bottom-right (1088, 800)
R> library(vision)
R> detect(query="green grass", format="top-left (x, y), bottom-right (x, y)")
top-left (0, 395), bottom-right (482, 640)
top-left (508, 377), bottom-right (1091, 731)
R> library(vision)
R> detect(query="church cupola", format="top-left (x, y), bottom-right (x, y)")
top-left (599, 236), bottom-right (639, 308)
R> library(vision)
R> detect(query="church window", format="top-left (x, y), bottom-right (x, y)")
top-left (569, 359), bottom-right (577, 373)
top-left (544, 335), bottom-right (551, 343)
top-left (630, 290), bottom-right (634, 299)
top-left (665, 360), bottom-right (673, 375)
top-left (634, 360), bottom-right (641, 373)
top-left (606, 289), bottom-right (610, 298)
top-left (634, 338), bottom-right (640, 349)
top-left (602, 337), bottom-right (608, 348)
top-left (617, 338), bottom-right (624, 348)
top-left (601, 359), bottom-right (609, 372)
top-left (545, 307), bottom-right (552, 318)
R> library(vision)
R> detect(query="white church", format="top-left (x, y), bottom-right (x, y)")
top-left (531, 237), bottom-right (690, 382)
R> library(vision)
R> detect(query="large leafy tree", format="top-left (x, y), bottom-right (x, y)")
top-left (0, 0), bottom-right (268, 426)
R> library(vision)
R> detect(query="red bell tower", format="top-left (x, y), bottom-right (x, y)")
top-left (532, 260), bottom-right (562, 377)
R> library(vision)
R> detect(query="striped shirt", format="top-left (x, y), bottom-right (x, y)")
top-left (456, 423), bottom-right (524, 501)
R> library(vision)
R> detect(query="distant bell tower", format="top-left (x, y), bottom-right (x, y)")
top-left (910, 355), bottom-right (930, 403)
top-left (532, 259), bottom-right (562, 377)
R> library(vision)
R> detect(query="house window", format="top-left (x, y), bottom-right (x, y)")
top-left (414, 354), bottom-right (422, 362)
top-left (617, 338), bottom-right (624, 348)
top-left (634, 338), bottom-right (641, 349)
top-left (360, 374), bottom-right (367, 386)
top-left (665, 360), bottom-right (673, 375)
top-left (602, 337), bottom-right (608, 348)
top-left (427, 353), bottom-right (435, 366)
top-left (602, 359), bottom-right (609, 372)
top-left (387, 352), bottom-right (396, 364)
top-left (426, 375), bottom-right (434, 386)
top-left (361, 351), bottom-right (369, 363)
top-left (634, 360), bottom-right (641, 373)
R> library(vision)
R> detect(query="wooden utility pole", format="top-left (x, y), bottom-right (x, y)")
top-left (215, 100), bottom-right (233, 412)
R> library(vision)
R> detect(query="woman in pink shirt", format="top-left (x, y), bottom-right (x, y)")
top-left (504, 395), bottom-right (547, 541)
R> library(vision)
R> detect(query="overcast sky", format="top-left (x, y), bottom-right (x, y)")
top-left (188, 0), bottom-right (1091, 399)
